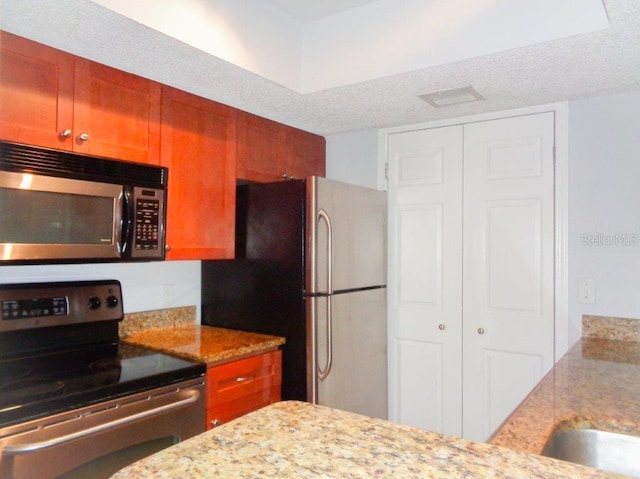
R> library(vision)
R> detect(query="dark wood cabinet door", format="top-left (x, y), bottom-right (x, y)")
top-left (0, 32), bottom-right (161, 164)
top-left (161, 86), bottom-right (236, 260)
top-left (237, 110), bottom-right (326, 182)
top-left (73, 58), bottom-right (161, 164)
top-left (278, 125), bottom-right (326, 180)
top-left (0, 31), bottom-right (74, 149)
top-left (237, 111), bottom-right (282, 182)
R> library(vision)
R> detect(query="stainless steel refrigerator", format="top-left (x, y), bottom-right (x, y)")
top-left (201, 177), bottom-right (387, 419)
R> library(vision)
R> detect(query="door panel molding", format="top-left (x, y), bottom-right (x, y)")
top-left (481, 349), bottom-right (543, 440)
top-left (483, 136), bottom-right (543, 180)
top-left (484, 199), bottom-right (542, 316)
top-left (397, 204), bottom-right (443, 308)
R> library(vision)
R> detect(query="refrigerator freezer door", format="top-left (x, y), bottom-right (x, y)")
top-left (307, 177), bottom-right (387, 294)
top-left (312, 287), bottom-right (388, 419)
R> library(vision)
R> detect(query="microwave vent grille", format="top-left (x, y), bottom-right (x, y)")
top-left (0, 141), bottom-right (167, 188)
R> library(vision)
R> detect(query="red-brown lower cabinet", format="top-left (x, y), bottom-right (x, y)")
top-left (206, 350), bottom-right (282, 430)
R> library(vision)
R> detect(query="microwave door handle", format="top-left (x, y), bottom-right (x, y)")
top-left (120, 187), bottom-right (133, 254)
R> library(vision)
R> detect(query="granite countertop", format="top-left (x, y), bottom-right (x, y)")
top-left (490, 315), bottom-right (640, 455)
top-left (111, 400), bottom-right (618, 478)
top-left (122, 324), bottom-right (285, 365)
top-left (111, 313), bottom-right (638, 477)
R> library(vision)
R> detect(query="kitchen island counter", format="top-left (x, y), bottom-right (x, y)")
top-left (490, 316), bottom-right (640, 455)
top-left (110, 400), bottom-right (616, 478)
top-left (122, 324), bottom-right (285, 365)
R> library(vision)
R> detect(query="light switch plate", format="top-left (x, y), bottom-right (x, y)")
top-left (161, 283), bottom-right (174, 307)
top-left (578, 278), bottom-right (595, 304)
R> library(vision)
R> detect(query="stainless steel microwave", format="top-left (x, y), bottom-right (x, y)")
top-left (0, 141), bottom-right (168, 263)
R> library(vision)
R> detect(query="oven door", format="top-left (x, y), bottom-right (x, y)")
top-left (0, 379), bottom-right (205, 479)
top-left (0, 170), bottom-right (123, 261)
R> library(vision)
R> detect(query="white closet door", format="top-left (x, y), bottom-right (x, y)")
top-left (387, 125), bottom-right (463, 436)
top-left (462, 112), bottom-right (555, 441)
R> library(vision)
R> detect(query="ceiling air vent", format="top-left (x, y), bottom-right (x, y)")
top-left (418, 86), bottom-right (484, 107)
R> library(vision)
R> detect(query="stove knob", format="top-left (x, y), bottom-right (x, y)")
top-left (106, 295), bottom-right (119, 308)
top-left (88, 296), bottom-right (101, 310)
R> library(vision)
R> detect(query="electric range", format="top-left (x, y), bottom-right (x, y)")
top-left (0, 280), bottom-right (205, 428)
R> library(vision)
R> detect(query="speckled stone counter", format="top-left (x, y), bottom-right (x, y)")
top-left (119, 306), bottom-right (197, 337)
top-left (490, 315), bottom-right (640, 455)
top-left (111, 400), bottom-right (618, 478)
top-left (122, 324), bottom-right (285, 365)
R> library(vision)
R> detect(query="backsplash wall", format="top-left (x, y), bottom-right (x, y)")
top-left (0, 260), bottom-right (201, 316)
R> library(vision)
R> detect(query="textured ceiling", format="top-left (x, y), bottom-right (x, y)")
top-left (2, 0), bottom-right (640, 136)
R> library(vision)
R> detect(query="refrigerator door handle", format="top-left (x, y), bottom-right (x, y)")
top-left (317, 209), bottom-right (333, 381)
top-left (318, 208), bottom-right (333, 296)
top-left (317, 296), bottom-right (333, 381)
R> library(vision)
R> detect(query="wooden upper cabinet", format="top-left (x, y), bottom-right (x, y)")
top-left (279, 125), bottom-right (326, 180)
top-left (0, 31), bottom-right (74, 149)
top-left (72, 59), bottom-right (161, 164)
top-left (160, 86), bottom-right (236, 260)
top-left (237, 110), bottom-right (325, 182)
top-left (0, 31), bottom-right (161, 164)
top-left (236, 111), bottom-right (281, 182)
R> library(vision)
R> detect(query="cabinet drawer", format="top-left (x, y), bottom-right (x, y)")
top-left (206, 350), bottom-right (282, 406)
top-left (206, 386), bottom-right (281, 428)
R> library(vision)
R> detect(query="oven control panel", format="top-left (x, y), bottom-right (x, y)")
top-left (0, 280), bottom-right (123, 332)
top-left (2, 296), bottom-right (68, 320)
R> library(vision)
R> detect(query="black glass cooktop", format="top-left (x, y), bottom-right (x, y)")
top-left (0, 341), bottom-right (205, 428)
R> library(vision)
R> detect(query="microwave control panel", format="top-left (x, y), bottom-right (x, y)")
top-left (132, 187), bottom-right (165, 258)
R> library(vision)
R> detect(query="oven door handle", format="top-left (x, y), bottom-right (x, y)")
top-left (2, 389), bottom-right (201, 456)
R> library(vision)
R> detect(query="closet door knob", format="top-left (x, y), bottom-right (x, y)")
top-left (477, 327), bottom-right (485, 335)
top-left (438, 324), bottom-right (446, 331)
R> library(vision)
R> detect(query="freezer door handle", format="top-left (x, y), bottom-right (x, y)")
top-left (317, 209), bottom-right (333, 381)
top-left (317, 209), bottom-right (333, 295)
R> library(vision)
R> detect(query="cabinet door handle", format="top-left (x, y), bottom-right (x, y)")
top-left (281, 173), bottom-right (295, 180)
top-left (477, 327), bottom-right (485, 335)
top-left (438, 324), bottom-right (446, 331)
top-left (60, 129), bottom-right (72, 138)
top-left (235, 375), bottom-right (254, 383)
top-left (211, 419), bottom-right (220, 428)
top-left (78, 132), bottom-right (89, 142)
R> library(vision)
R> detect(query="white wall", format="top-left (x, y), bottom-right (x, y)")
top-left (89, 0), bottom-right (303, 92)
top-left (568, 90), bottom-right (640, 343)
top-left (0, 261), bottom-right (201, 316)
top-left (325, 129), bottom-right (380, 189)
